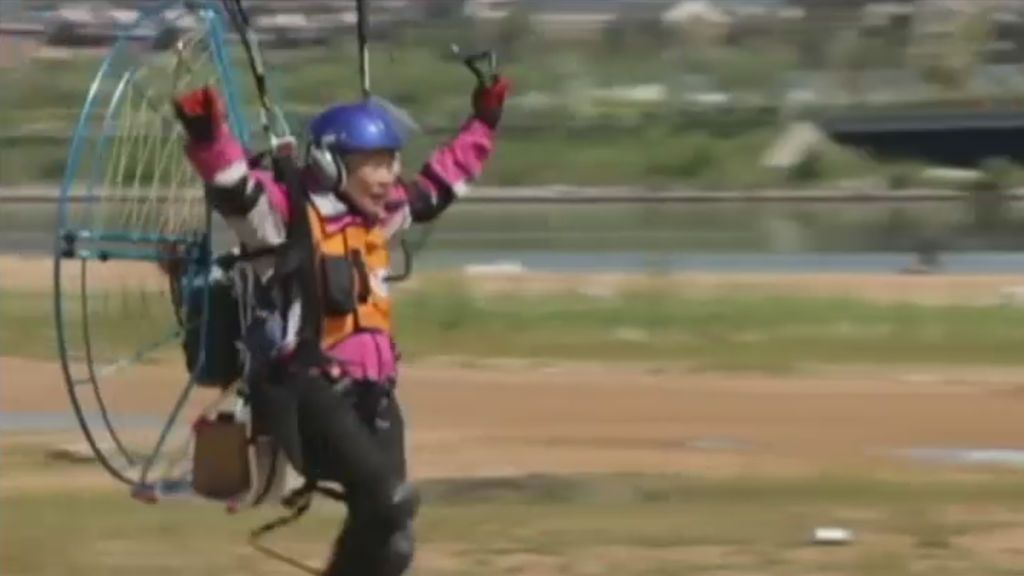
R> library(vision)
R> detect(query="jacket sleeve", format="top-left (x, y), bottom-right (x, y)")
top-left (183, 125), bottom-right (292, 271)
top-left (381, 117), bottom-right (497, 239)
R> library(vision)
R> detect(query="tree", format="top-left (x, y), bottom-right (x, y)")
top-left (969, 158), bottom-right (1015, 232)
top-left (424, 0), bottom-right (467, 22)
top-left (601, 14), bottom-right (673, 56)
top-left (497, 6), bottom-right (533, 60)
top-left (909, 7), bottom-right (994, 95)
top-left (829, 30), bottom-right (895, 101)
top-left (792, 0), bottom-right (866, 68)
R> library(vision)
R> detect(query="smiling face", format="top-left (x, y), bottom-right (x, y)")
top-left (340, 150), bottom-right (400, 220)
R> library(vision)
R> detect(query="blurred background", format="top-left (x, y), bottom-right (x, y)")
top-left (5, 0), bottom-right (1024, 269)
top-left (5, 4), bottom-right (1024, 575)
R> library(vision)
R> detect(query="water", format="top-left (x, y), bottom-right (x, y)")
top-left (10, 229), bottom-right (1024, 274)
top-left (7, 212), bottom-right (1024, 274)
top-left (414, 250), bottom-right (1024, 275)
top-left (898, 447), bottom-right (1024, 468)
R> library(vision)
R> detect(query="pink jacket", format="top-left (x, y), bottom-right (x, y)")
top-left (184, 117), bottom-right (497, 383)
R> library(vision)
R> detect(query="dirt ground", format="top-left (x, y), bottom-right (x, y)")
top-left (6, 253), bottom-right (1024, 486)
top-left (4, 355), bottom-right (1024, 488)
top-left (5, 284), bottom-right (1024, 573)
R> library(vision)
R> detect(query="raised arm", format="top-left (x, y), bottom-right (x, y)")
top-left (381, 75), bottom-right (510, 237)
top-left (173, 86), bottom-right (290, 267)
top-left (381, 117), bottom-right (493, 234)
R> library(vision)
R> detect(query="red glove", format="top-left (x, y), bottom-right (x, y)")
top-left (172, 85), bottom-right (226, 143)
top-left (472, 75), bottom-right (511, 129)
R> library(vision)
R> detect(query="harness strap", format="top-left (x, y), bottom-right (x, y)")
top-left (214, 245), bottom-right (280, 271)
top-left (271, 155), bottom-right (323, 349)
top-left (248, 479), bottom-right (348, 575)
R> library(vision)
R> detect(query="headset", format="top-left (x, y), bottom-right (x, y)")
top-left (305, 138), bottom-right (402, 194)
top-left (306, 139), bottom-right (348, 192)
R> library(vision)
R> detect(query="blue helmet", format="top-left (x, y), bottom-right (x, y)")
top-left (310, 100), bottom-right (404, 153)
top-left (307, 100), bottom-right (405, 189)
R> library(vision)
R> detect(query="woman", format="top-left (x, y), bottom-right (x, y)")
top-left (172, 71), bottom-right (510, 575)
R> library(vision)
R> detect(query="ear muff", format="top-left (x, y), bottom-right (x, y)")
top-left (306, 144), bottom-right (403, 191)
top-left (306, 141), bottom-right (347, 191)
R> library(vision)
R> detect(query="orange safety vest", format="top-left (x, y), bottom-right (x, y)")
top-left (307, 201), bottom-right (391, 349)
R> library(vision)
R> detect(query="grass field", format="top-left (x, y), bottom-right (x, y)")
top-left (0, 116), bottom-right (799, 189)
top-left (5, 455), bottom-right (1024, 576)
top-left (0, 34), bottom-right (924, 189)
top-left (10, 269), bottom-right (1024, 370)
top-left (0, 197), bottom-right (992, 253)
top-left (5, 262), bottom-right (1024, 575)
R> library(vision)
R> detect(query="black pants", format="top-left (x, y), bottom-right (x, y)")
top-left (274, 367), bottom-right (414, 576)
